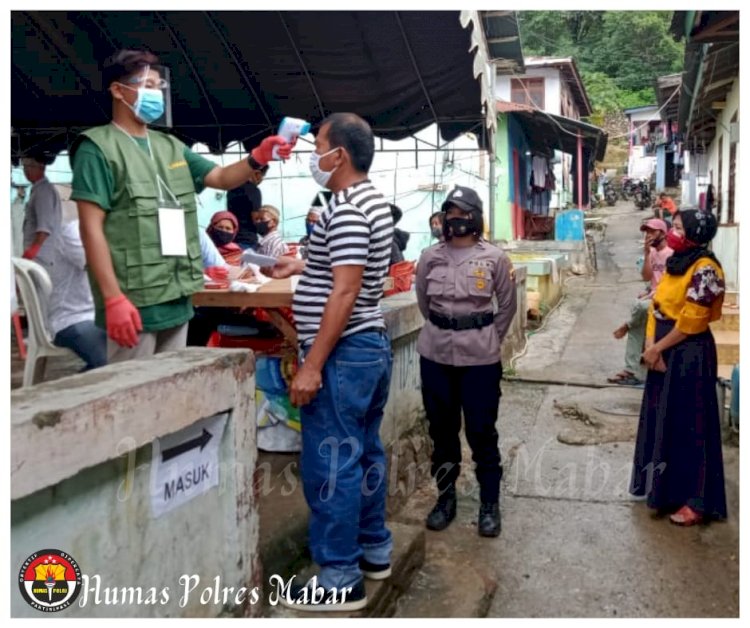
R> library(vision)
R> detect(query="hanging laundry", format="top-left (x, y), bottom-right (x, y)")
top-left (532, 155), bottom-right (548, 188)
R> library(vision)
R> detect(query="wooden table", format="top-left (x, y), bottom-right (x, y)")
top-left (192, 278), bottom-right (297, 344)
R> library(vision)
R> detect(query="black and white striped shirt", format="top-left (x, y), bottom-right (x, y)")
top-left (293, 180), bottom-right (394, 345)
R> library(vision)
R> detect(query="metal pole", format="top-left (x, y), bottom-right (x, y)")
top-left (489, 133), bottom-right (496, 241)
top-left (577, 131), bottom-right (583, 209)
top-left (488, 65), bottom-right (497, 241)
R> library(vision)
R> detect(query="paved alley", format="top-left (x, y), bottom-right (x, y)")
top-left (394, 202), bottom-right (739, 618)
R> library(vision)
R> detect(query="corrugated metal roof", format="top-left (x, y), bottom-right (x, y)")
top-left (496, 99), bottom-right (607, 162)
top-left (479, 10), bottom-right (524, 74)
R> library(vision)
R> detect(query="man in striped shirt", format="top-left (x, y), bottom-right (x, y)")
top-left (272, 113), bottom-right (394, 611)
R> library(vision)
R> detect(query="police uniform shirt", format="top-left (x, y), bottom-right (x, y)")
top-left (415, 240), bottom-right (517, 366)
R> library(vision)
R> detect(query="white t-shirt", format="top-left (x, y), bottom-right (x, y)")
top-left (46, 220), bottom-right (95, 336)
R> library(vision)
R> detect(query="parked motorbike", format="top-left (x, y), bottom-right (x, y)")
top-left (620, 176), bottom-right (637, 200)
top-left (604, 180), bottom-right (618, 206)
top-left (633, 179), bottom-right (651, 210)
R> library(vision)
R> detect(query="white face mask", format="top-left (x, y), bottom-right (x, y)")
top-left (309, 147), bottom-right (340, 188)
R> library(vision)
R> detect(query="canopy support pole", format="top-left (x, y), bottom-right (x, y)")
top-left (577, 131), bottom-right (584, 210)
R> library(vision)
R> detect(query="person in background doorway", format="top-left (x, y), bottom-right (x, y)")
top-left (253, 205), bottom-right (289, 258)
top-left (608, 218), bottom-right (673, 386)
top-left (21, 155), bottom-right (62, 268)
top-left (416, 185), bottom-right (517, 539)
top-left (631, 209), bottom-right (726, 527)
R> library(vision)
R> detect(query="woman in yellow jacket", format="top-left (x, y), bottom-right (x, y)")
top-left (630, 209), bottom-right (726, 526)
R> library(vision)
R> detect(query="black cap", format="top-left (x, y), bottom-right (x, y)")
top-left (441, 185), bottom-right (482, 213)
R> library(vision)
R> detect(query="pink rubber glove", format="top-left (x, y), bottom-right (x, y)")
top-left (104, 295), bottom-right (143, 348)
top-left (205, 266), bottom-right (229, 281)
top-left (22, 242), bottom-right (42, 260)
top-left (251, 135), bottom-right (296, 165)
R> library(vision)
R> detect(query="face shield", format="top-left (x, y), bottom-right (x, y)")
top-left (119, 65), bottom-right (173, 128)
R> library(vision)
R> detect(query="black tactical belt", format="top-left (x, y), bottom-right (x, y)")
top-left (429, 311), bottom-right (494, 331)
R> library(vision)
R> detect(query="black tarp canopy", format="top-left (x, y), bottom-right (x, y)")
top-left (12, 10), bottom-right (493, 159)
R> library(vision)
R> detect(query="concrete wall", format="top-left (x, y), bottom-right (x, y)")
top-left (11, 350), bottom-right (259, 618)
top-left (689, 78), bottom-right (739, 290)
top-left (714, 226), bottom-right (739, 291)
top-left (495, 113), bottom-right (513, 242)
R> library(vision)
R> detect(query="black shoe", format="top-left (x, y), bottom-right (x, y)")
top-left (278, 575), bottom-right (367, 612)
top-left (425, 485), bottom-right (457, 531)
top-left (478, 502), bottom-right (501, 537)
top-left (359, 558), bottom-right (391, 580)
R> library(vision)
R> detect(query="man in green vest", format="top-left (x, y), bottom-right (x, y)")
top-left (71, 49), bottom-right (294, 362)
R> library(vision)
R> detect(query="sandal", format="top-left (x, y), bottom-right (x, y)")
top-left (607, 370), bottom-right (634, 383)
top-left (613, 375), bottom-right (643, 386)
top-left (669, 505), bottom-right (703, 527)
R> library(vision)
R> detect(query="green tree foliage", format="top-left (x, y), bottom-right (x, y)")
top-left (518, 11), bottom-right (683, 116)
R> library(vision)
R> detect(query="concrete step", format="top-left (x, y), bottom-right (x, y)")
top-left (714, 330), bottom-right (740, 366)
top-left (725, 291), bottom-right (739, 306)
top-left (256, 452), bottom-right (310, 581)
top-left (391, 478), bottom-right (500, 617)
top-left (394, 534), bottom-right (497, 617)
top-left (265, 521), bottom-right (425, 617)
top-left (710, 305), bottom-right (740, 332)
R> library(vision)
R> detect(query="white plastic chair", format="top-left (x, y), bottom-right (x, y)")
top-left (12, 257), bottom-right (76, 387)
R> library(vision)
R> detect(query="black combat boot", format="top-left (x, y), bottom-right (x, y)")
top-left (425, 485), bottom-right (457, 531)
top-left (478, 502), bottom-right (501, 537)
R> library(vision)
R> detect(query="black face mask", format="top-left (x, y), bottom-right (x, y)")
top-left (255, 221), bottom-right (271, 237)
top-left (444, 217), bottom-right (476, 239)
top-left (431, 226), bottom-right (443, 239)
top-left (208, 228), bottom-right (235, 247)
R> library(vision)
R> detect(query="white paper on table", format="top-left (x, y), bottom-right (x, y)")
top-left (158, 207), bottom-right (187, 256)
top-left (239, 262), bottom-right (271, 285)
top-left (229, 280), bottom-right (261, 293)
top-left (290, 275), bottom-right (300, 292)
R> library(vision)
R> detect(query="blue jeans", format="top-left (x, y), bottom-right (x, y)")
top-left (301, 330), bottom-right (393, 589)
top-left (54, 320), bottom-right (107, 370)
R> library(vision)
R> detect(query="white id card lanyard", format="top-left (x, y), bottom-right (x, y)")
top-left (112, 123), bottom-right (187, 256)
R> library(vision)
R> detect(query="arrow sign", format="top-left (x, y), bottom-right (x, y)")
top-left (161, 428), bottom-right (213, 463)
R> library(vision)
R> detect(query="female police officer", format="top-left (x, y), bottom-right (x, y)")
top-left (415, 185), bottom-right (517, 537)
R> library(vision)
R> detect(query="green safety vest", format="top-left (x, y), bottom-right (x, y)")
top-left (71, 125), bottom-right (204, 310)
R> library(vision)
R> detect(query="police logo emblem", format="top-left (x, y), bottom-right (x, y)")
top-left (18, 549), bottom-right (82, 612)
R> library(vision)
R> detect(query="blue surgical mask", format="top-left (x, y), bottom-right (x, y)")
top-left (121, 85), bottom-right (164, 124)
top-left (305, 222), bottom-right (315, 237)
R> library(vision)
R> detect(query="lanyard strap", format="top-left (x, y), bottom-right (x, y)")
top-left (111, 122), bottom-right (181, 207)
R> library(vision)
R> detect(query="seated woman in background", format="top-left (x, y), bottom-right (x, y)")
top-left (206, 211), bottom-right (243, 265)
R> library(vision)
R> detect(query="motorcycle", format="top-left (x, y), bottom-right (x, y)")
top-left (603, 180), bottom-right (618, 206)
top-left (620, 176), bottom-right (637, 201)
top-left (633, 179), bottom-right (651, 210)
